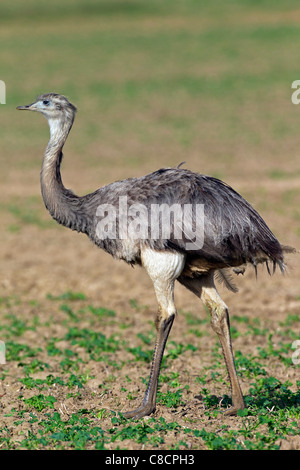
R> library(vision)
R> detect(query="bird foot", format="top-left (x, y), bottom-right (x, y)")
top-left (222, 402), bottom-right (245, 417)
top-left (122, 403), bottom-right (156, 420)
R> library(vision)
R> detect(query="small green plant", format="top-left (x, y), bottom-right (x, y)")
top-left (65, 327), bottom-right (120, 361)
top-left (87, 305), bottom-right (116, 317)
top-left (47, 291), bottom-right (87, 301)
top-left (166, 341), bottom-right (197, 360)
top-left (127, 345), bottom-right (153, 362)
top-left (157, 388), bottom-right (184, 409)
top-left (5, 341), bottom-right (41, 361)
top-left (23, 394), bottom-right (56, 412)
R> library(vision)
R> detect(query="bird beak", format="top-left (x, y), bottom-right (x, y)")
top-left (16, 102), bottom-right (37, 111)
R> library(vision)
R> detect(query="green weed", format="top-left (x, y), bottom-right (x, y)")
top-left (47, 291), bottom-right (87, 301)
top-left (23, 394), bottom-right (56, 412)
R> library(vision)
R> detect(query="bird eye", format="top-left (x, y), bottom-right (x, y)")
top-left (43, 100), bottom-right (50, 106)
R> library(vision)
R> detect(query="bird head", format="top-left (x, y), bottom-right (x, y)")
top-left (17, 93), bottom-right (77, 123)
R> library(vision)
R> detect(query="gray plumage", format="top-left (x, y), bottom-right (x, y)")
top-left (17, 93), bottom-right (295, 418)
top-left (17, 93), bottom-right (289, 276)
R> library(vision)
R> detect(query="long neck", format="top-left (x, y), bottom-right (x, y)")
top-left (40, 116), bottom-right (89, 233)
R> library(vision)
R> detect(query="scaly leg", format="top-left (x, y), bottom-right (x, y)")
top-left (123, 248), bottom-right (185, 419)
top-left (123, 311), bottom-right (175, 419)
top-left (178, 273), bottom-right (245, 415)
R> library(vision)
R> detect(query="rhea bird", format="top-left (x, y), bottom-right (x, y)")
top-left (17, 93), bottom-right (294, 418)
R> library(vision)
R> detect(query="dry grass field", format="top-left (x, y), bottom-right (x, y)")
top-left (0, 0), bottom-right (299, 450)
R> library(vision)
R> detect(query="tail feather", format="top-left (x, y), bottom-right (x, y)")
top-left (253, 244), bottom-right (295, 276)
top-left (218, 244), bottom-right (296, 291)
top-left (281, 245), bottom-right (297, 254)
top-left (278, 244), bottom-right (297, 274)
top-left (215, 269), bottom-right (239, 293)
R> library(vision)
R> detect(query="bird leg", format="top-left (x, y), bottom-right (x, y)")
top-left (123, 311), bottom-right (175, 419)
top-left (122, 248), bottom-right (184, 419)
top-left (178, 273), bottom-right (245, 415)
top-left (200, 277), bottom-right (245, 415)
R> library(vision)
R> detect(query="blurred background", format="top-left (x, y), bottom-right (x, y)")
top-left (0, 1), bottom-right (299, 450)
top-left (0, 0), bottom-right (299, 296)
